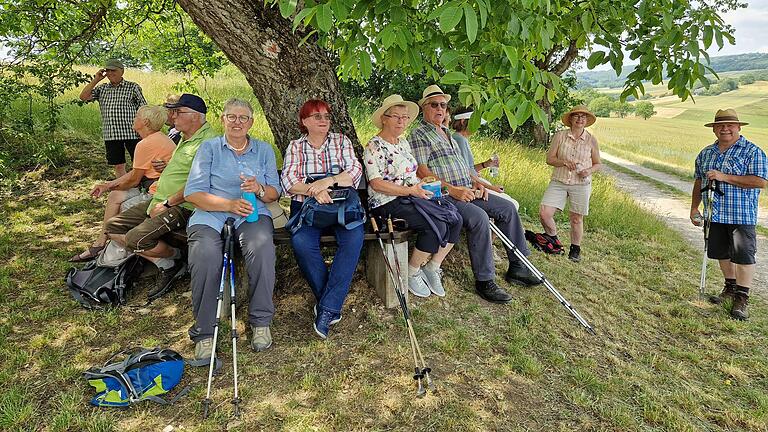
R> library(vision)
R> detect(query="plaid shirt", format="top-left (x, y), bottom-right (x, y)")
top-left (408, 119), bottom-right (473, 187)
top-left (281, 132), bottom-right (363, 202)
top-left (90, 80), bottom-right (146, 141)
top-left (695, 136), bottom-right (768, 225)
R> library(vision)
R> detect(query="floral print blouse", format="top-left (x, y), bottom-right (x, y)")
top-left (363, 135), bottom-right (420, 208)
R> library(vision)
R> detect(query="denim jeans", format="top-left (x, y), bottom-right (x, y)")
top-left (290, 222), bottom-right (364, 314)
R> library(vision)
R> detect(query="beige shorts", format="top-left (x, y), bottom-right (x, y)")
top-left (541, 180), bottom-right (591, 215)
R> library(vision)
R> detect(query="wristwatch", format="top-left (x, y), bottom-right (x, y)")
top-left (257, 184), bottom-right (266, 199)
top-left (162, 199), bottom-right (172, 208)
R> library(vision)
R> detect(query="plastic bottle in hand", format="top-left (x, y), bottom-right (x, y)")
top-left (240, 165), bottom-right (259, 223)
top-left (488, 154), bottom-right (499, 177)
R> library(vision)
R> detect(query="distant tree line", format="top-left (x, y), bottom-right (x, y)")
top-left (575, 88), bottom-right (655, 120)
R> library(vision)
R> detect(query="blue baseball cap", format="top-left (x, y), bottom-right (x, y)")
top-left (165, 93), bottom-right (207, 114)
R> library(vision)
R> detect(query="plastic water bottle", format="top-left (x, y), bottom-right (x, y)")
top-left (240, 165), bottom-right (259, 223)
top-left (488, 154), bottom-right (499, 177)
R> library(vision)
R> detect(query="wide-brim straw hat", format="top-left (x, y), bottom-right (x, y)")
top-left (418, 84), bottom-right (452, 106)
top-left (372, 94), bottom-right (420, 130)
top-left (704, 108), bottom-right (748, 127)
top-left (561, 105), bottom-right (596, 127)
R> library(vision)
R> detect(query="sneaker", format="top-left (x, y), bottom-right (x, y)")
top-left (475, 280), bottom-right (513, 304)
top-left (407, 269), bottom-right (431, 297)
top-left (250, 326), bottom-right (272, 352)
top-left (314, 309), bottom-right (336, 339)
top-left (568, 245), bottom-right (581, 263)
top-left (731, 289), bottom-right (749, 321)
top-left (314, 304), bottom-right (341, 325)
top-left (148, 260), bottom-right (185, 299)
top-left (194, 338), bottom-right (214, 361)
top-left (709, 282), bottom-right (736, 305)
top-left (422, 266), bottom-right (446, 297)
top-left (505, 260), bottom-right (542, 286)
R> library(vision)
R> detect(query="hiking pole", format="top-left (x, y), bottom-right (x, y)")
top-left (202, 217), bottom-right (235, 419)
top-left (226, 218), bottom-right (241, 418)
top-left (699, 180), bottom-right (721, 300)
top-left (370, 217), bottom-right (427, 397)
top-left (386, 216), bottom-right (436, 393)
top-left (489, 221), bottom-right (596, 335)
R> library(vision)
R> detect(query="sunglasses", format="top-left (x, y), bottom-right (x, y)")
top-left (428, 101), bottom-right (448, 109)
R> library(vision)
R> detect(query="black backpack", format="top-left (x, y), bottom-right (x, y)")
top-left (65, 254), bottom-right (145, 309)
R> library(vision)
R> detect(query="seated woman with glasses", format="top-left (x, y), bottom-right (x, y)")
top-left (184, 98), bottom-right (282, 360)
top-left (364, 95), bottom-right (462, 298)
top-left (280, 99), bottom-right (364, 339)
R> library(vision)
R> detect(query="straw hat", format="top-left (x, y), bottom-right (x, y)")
top-left (561, 105), bottom-right (596, 127)
top-left (372, 94), bottom-right (419, 129)
top-left (704, 108), bottom-right (748, 127)
top-left (418, 84), bottom-right (452, 106)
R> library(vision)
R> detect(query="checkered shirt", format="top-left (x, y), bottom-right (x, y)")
top-left (695, 136), bottom-right (768, 225)
top-left (280, 132), bottom-right (363, 202)
top-left (90, 80), bottom-right (146, 141)
top-left (408, 119), bottom-right (473, 187)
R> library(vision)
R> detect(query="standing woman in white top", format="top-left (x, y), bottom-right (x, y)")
top-left (539, 105), bottom-right (602, 262)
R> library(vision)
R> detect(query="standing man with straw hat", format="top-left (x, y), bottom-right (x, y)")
top-left (691, 108), bottom-right (767, 320)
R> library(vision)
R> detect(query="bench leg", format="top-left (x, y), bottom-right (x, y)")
top-left (365, 240), bottom-right (408, 309)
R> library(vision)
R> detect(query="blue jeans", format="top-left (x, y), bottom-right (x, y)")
top-left (290, 223), bottom-right (364, 314)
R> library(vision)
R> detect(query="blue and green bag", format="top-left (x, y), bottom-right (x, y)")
top-left (84, 348), bottom-right (187, 407)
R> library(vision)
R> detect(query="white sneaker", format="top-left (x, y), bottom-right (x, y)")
top-left (408, 269), bottom-right (431, 297)
top-left (422, 266), bottom-right (446, 297)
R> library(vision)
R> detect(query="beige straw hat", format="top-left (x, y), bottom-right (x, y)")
top-left (418, 84), bottom-right (452, 106)
top-left (371, 94), bottom-right (419, 129)
top-left (561, 105), bottom-right (596, 127)
top-left (704, 108), bottom-right (748, 127)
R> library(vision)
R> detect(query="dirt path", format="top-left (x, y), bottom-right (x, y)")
top-left (600, 153), bottom-right (768, 298)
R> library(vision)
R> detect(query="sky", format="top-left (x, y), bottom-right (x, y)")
top-left (715, 0), bottom-right (768, 56)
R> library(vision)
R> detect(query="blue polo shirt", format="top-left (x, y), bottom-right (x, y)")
top-left (185, 136), bottom-right (282, 231)
top-left (694, 136), bottom-right (768, 225)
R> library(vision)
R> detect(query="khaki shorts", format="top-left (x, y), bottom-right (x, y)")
top-left (105, 198), bottom-right (191, 252)
top-left (541, 180), bottom-right (591, 215)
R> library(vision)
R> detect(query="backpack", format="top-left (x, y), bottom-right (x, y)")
top-left (285, 187), bottom-right (366, 234)
top-left (84, 348), bottom-right (188, 407)
top-left (66, 241), bottom-right (145, 309)
top-left (524, 230), bottom-right (564, 255)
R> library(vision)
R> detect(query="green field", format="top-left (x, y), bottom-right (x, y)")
top-left (590, 81), bottom-right (768, 180)
top-left (2, 69), bottom-right (768, 431)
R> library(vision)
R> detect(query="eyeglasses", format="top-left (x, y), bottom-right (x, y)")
top-left (428, 102), bottom-right (448, 109)
top-left (383, 114), bottom-right (411, 122)
top-left (571, 113), bottom-right (588, 119)
top-left (308, 113), bottom-right (332, 121)
top-left (175, 110), bottom-right (198, 116)
top-left (224, 114), bottom-right (252, 123)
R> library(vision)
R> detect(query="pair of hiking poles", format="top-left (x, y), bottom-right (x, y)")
top-left (699, 180), bottom-right (724, 300)
top-left (202, 218), bottom-right (242, 418)
top-left (371, 217), bottom-right (435, 397)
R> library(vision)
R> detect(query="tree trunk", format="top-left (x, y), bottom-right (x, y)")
top-left (176, 0), bottom-right (359, 156)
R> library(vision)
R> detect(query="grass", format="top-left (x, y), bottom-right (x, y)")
top-left (1, 68), bottom-right (768, 431)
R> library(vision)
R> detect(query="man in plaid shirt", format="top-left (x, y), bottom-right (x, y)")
top-left (408, 85), bottom-right (541, 305)
top-left (80, 59), bottom-right (147, 177)
top-left (691, 108), bottom-right (768, 320)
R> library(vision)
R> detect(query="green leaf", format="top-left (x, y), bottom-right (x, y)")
top-left (439, 6), bottom-right (463, 33)
top-left (279, 0), bottom-right (298, 18)
top-left (358, 51), bottom-right (372, 78)
top-left (703, 26), bottom-right (713, 49)
top-left (586, 51), bottom-right (605, 69)
top-left (503, 46), bottom-right (518, 66)
top-left (463, 5), bottom-right (478, 43)
top-left (441, 71), bottom-right (468, 84)
top-left (486, 101), bottom-right (503, 121)
top-left (440, 50), bottom-right (461, 69)
top-left (714, 28), bottom-right (724, 50)
top-left (514, 101), bottom-right (532, 125)
top-left (477, 0), bottom-right (488, 28)
top-left (330, 0), bottom-right (351, 20)
top-left (468, 108), bottom-right (482, 131)
top-left (508, 14), bottom-right (520, 35)
top-left (293, 7), bottom-right (316, 31)
top-left (316, 3), bottom-right (333, 33)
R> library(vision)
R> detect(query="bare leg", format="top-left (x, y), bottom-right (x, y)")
top-left (569, 212), bottom-right (584, 246)
top-left (429, 243), bottom-right (455, 266)
top-left (735, 263), bottom-right (756, 288)
top-left (718, 259), bottom-right (735, 279)
top-left (539, 204), bottom-right (558, 236)
top-left (114, 163), bottom-right (126, 178)
top-left (410, 248), bottom-right (431, 269)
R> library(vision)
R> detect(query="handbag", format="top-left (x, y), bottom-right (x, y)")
top-left (285, 187), bottom-right (366, 234)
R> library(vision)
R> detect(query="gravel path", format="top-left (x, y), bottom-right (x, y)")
top-left (600, 152), bottom-right (767, 298)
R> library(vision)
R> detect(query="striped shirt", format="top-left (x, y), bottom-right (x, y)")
top-left (550, 129), bottom-right (597, 185)
top-left (695, 135), bottom-right (768, 225)
top-left (281, 132), bottom-right (363, 202)
top-left (90, 80), bottom-right (147, 141)
top-left (408, 119), bottom-right (472, 187)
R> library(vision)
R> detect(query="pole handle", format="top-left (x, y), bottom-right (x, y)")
top-left (387, 216), bottom-right (394, 234)
top-left (371, 217), bottom-right (379, 233)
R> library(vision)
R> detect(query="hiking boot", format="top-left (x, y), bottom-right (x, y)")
top-left (422, 266), bottom-right (446, 297)
top-left (568, 245), bottom-right (581, 263)
top-left (730, 288), bottom-right (749, 321)
top-left (148, 260), bottom-right (184, 299)
top-left (505, 260), bottom-right (542, 286)
top-left (314, 309), bottom-right (337, 339)
top-left (314, 304), bottom-right (341, 325)
top-left (475, 280), bottom-right (513, 304)
top-left (408, 269), bottom-right (431, 297)
top-left (709, 281), bottom-right (736, 305)
top-left (194, 338), bottom-right (214, 362)
top-left (250, 326), bottom-right (272, 352)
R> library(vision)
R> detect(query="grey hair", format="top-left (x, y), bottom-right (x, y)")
top-left (383, 104), bottom-right (408, 116)
top-left (223, 98), bottom-right (254, 116)
top-left (135, 105), bottom-right (168, 132)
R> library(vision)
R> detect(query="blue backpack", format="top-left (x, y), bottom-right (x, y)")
top-left (285, 187), bottom-right (366, 234)
top-left (84, 348), bottom-right (188, 407)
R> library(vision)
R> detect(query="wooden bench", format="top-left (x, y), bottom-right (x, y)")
top-left (167, 226), bottom-right (411, 308)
